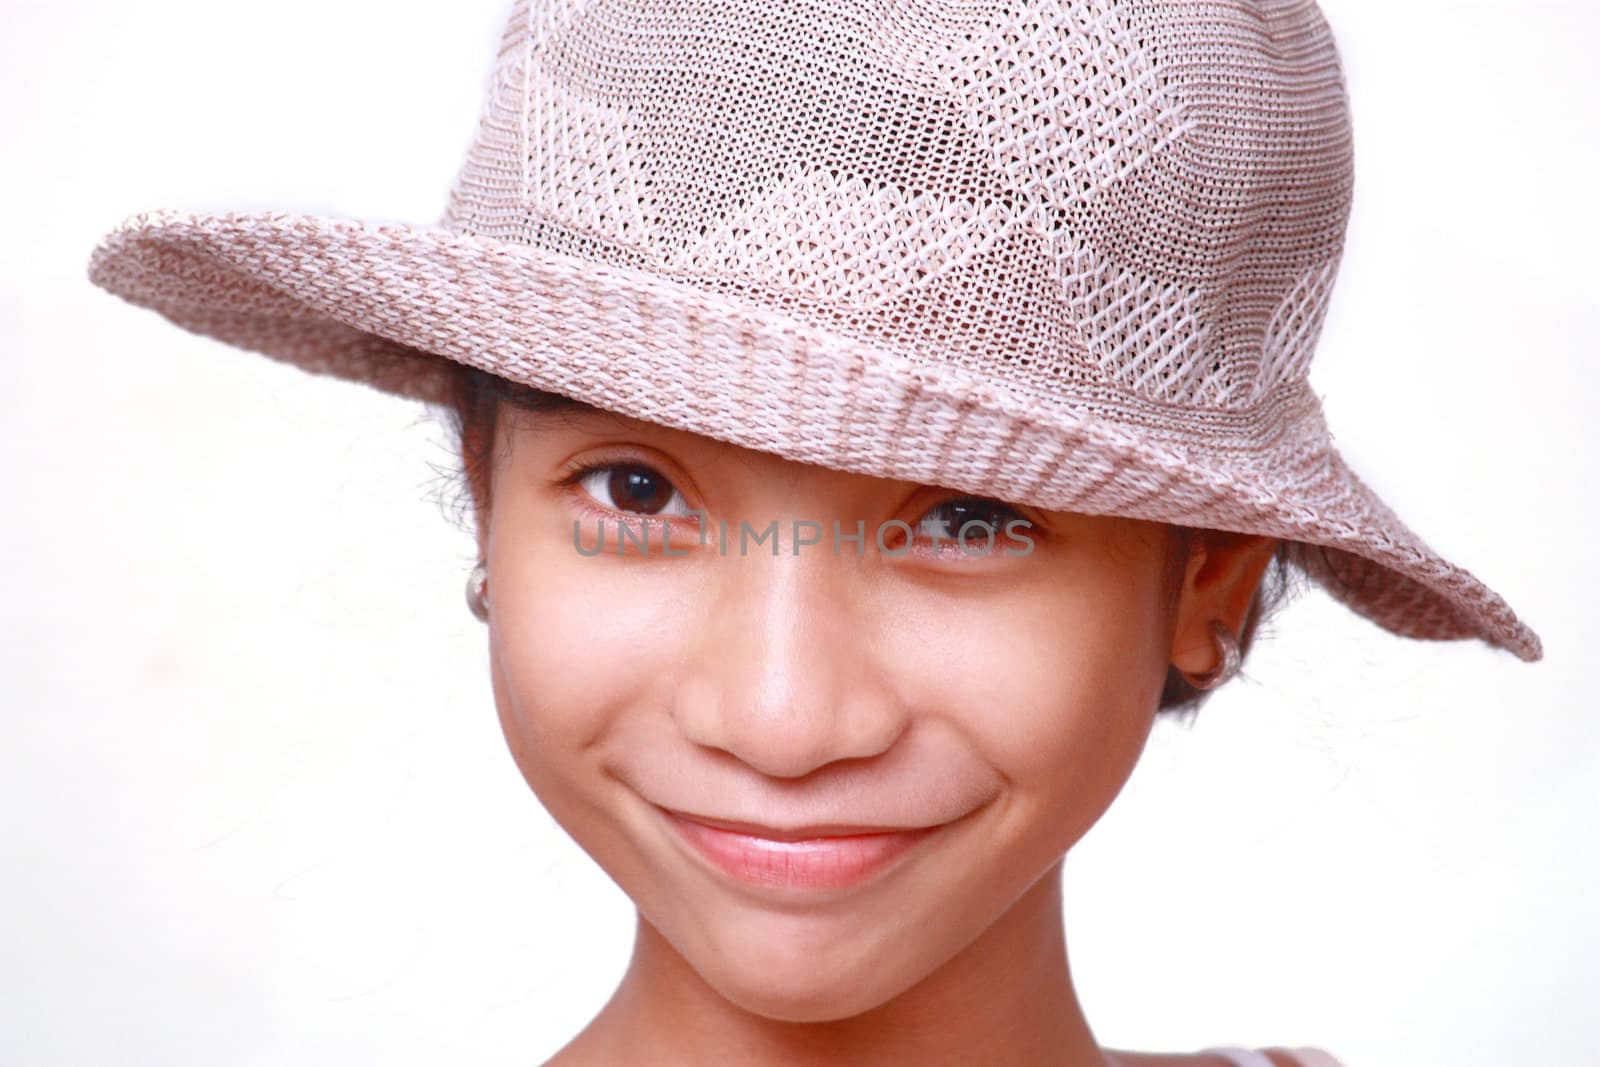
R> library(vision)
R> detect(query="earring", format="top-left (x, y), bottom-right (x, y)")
top-left (1186, 619), bottom-right (1240, 690)
top-left (466, 559), bottom-right (490, 622)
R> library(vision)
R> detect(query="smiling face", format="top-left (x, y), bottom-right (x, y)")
top-left (469, 392), bottom-right (1260, 1024)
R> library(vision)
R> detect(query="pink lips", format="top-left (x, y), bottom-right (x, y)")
top-left (659, 808), bottom-right (939, 891)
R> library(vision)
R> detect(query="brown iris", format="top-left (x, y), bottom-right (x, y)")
top-left (607, 464), bottom-right (675, 515)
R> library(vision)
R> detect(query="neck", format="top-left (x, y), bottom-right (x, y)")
top-left (545, 860), bottom-right (1113, 1067)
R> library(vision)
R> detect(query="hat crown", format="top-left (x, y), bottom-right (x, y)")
top-left (441, 0), bottom-right (1354, 421)
top-left (84, 0), bottom-right (1544, 661)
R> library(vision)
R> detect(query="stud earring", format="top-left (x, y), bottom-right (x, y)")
top-left (1186, 619), bottom-right (1240, 690)
top-left (466, 559), bottom-right (490, 622)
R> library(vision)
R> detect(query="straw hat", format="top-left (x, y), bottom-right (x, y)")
top-left (86, 0), bottom-right (1542, 661)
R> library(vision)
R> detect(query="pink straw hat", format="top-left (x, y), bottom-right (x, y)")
top-left (86, 0), bottom-right (1542, 662)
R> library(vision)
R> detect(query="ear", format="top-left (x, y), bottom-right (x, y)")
top-left (461, 407), bottom-right (496, 562)
top-left (1169, 532), bottom-right (1280, 676)
top-left (473, 499), bottom-right (491, 563)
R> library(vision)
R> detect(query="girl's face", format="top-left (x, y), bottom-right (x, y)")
top-left (479, 400), bottom-right (1222, 1021)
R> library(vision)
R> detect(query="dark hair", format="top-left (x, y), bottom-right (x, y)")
top-left (437, 365), bottom-right (1302, 720)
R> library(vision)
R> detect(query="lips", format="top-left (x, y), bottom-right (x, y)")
top-left (666, 811), bottom-right (938, 841)
top-left (658, 806), bottom-right (940, 892)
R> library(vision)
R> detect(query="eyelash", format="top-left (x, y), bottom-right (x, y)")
top-left (555, 459), bottom-right (1033, 550)
top-left (555, 458), bottom-right (697, 529)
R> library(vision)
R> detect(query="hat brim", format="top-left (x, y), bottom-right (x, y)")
top-left (87, 208), bottom-right (1542, 662)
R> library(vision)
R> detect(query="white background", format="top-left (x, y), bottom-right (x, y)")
top-left (3, 1), bottom-right (1596, 1064)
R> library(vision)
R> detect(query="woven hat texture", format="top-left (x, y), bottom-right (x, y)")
top-left (86, 0), bottom-right (1542, 661)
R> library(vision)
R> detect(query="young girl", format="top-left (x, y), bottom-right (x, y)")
top-left (87, 1), bottom-right (1542, 1064)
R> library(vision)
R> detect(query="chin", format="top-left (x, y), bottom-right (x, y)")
top-left (649, 872), bottom-right (972, 1023)
top-left (687, 937), bottom-right (916, 1024)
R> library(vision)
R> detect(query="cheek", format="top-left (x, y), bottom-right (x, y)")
top-left (484, 519), bottom-right (689, 801)
top-left (887, 571), bottom-right (1170, 849)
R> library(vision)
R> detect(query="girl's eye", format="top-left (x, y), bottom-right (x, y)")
top-left (575, 463), bottom-right (694, 519)
top-left (913, 496), bottom-right (1027, 547)
top-left (564, 466), bottom-right (1026, 551)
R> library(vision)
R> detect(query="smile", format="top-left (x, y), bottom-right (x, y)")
top-left (656, 806), bottom-right (942, 893)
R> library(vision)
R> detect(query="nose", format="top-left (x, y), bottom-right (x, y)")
top-left (669, 528), bottom-right (909, 779)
